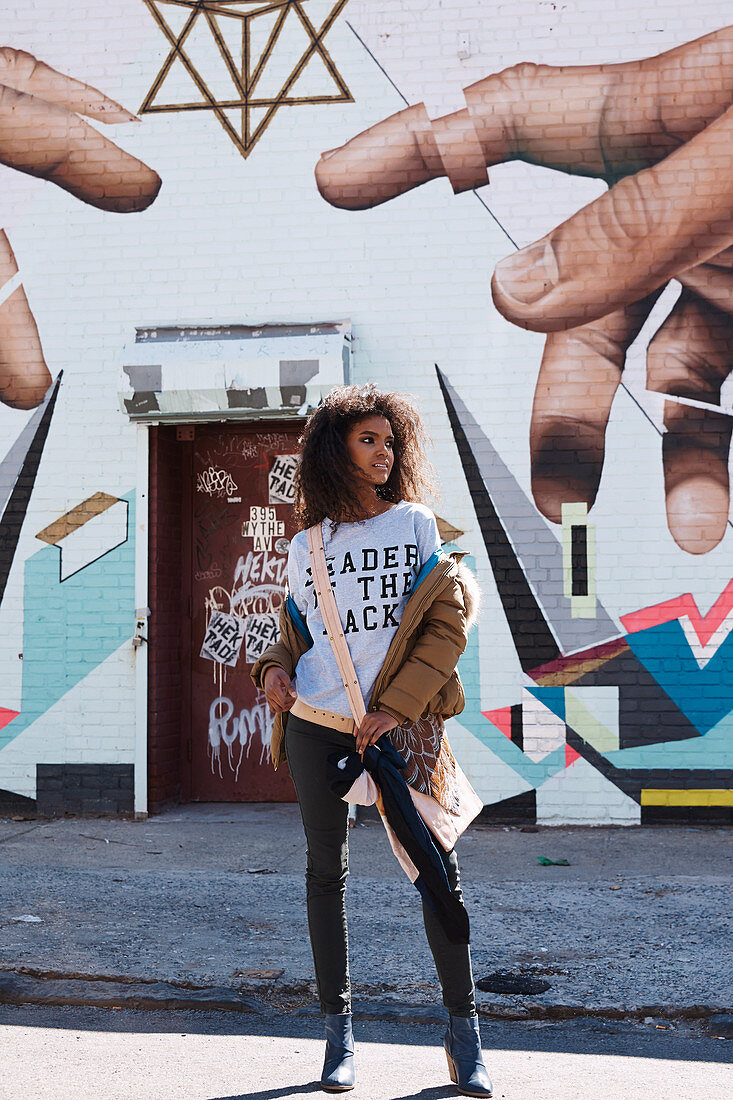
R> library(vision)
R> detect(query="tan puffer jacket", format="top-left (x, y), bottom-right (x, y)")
top-left (251, 551), bottom-right (478, 769)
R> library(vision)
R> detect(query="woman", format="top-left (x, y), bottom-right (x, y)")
top-left (251, 385), bottom-right (492, 1097)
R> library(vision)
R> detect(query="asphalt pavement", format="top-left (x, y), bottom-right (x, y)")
top-left (1, 804), bottom-right (731, 1026)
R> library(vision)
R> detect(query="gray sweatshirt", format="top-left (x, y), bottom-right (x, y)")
top-left (287, 501), bottom-right (441, 718)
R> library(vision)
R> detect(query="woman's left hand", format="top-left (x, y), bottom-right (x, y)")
top-left (355, 710), bottom-right (398, 754)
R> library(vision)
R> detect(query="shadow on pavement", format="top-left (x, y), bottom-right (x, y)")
top-left (208, 1089), bottom-right (456, 1100)
top-left (0, 1004), bottom-right (729, 1066)
top-left (207, 1088), bottom-right (321, 1100)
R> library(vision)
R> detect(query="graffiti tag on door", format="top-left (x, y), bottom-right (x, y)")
top-left (208, 695), bottom-right (273, 779)
top-left (201, 549), bottom-right (288, 773)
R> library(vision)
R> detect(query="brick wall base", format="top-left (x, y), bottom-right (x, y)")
top-left (36, 764), bottom-right (134, 816)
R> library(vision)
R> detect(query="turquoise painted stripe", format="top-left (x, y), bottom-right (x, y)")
top-left (604, 708), bottom-right (733, 770)
top-left (0, 491), bottom-right (136, 753)
top-left (625, 620), bottom-right (733, 736)
top-left (454, 602), bottom-right (566, 789)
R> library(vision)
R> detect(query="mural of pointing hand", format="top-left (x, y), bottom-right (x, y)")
top-left (0, 47), bottom-right (161, 409)
top-left (315, 25), bottom-right (733, 555)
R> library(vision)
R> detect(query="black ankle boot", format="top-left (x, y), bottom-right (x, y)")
top-left (321, 1012), bottom-right (355, 1092)
top-left (443, 1014), bottom-right (493, 1097)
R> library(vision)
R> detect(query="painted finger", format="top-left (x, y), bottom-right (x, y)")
top-left (0, 46), bottom-right (137, 123)
top-left (677, 246), bottom-right (733, 317)
top-left (467, 26), bottom-right (733, 184)
top-left (646, 288), bottom-right (732, 404)
top-left (0, 230), bottom-right (51, 409)
top-left (0, 84), bottom-right (160, 212)
top-left (316, 102), bottom-right (444, 210)
top-left (317, 26), bottom-right (733, 210)
top-left (663, 401), bottom-right (732, 554)
top-left (530, 294), bottom-right (660, 521)
top-left (492, 101), bottom-right (733, 333)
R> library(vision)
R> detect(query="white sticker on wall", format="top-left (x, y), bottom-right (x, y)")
top-left (200, 611), bottom-right (245, 667)
top-left (245, 613), bottom-right (279, 663)
top-left (268, 454), bottom-right (298, 505)
top-left (241, 506), bottom-right (285, 550)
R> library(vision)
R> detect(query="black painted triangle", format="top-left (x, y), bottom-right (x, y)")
top-left (510, 702), bottom-right (524, 751)
top-left (0, 374), bottom-right (62, 606)
top-left (478, 788), bottom-right (536, 824)
top-left (564, 720), bottom-right (733, 803)
top-left (436, 365), bottom-right (560, 670)
top-left (0, 786), bottom-right (36, 812)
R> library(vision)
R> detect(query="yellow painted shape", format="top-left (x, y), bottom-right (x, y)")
top-left (35, 492), bottom-right (120, 545)
top-left (561, 502), bottom-right (596, 618)
top-left (571, 593), bottom-right (596, 618)
top-left (565, 692), bottom-right (619, 753)
top-left (435, 515), bottom-right (465, 544)
top-left (534, 639), bottom-right (629, 687)
top-left (641, 789), bottom-right (733, 807)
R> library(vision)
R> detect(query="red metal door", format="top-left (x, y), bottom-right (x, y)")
top-left (188, 423), bottom-right (299, 801)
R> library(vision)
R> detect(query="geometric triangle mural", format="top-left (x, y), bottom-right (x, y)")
top-left (437, 367), bottom-right (733, 819)
top-left (0, 374), bottom-right (61, 607)
top-left (482, 705), bottom-right (512, 740)
top-left (0, 491), bottom-right (136, 754)
top-left (140, 0), bottom-right (353, 158)
top-left (0, 707), bottom-right (19, 731)
top-left (436, 366), bottom-right (620, 665)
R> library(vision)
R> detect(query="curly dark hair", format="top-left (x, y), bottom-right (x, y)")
top-left (293, 384), bottom-right (436, 528)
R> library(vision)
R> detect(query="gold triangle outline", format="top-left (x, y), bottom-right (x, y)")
top-left (291, 0), bottom-right (351, 99)
top-left (247, 2), bottom-right (291, 96)
top-left (203, 9), bottom-right (248, 100)
top-left (152, 0), bottom-right (290, 20)
top-left (139, 1), bottom-right (203, 111)
top-left (140, 0), bottom-right (353, 159)
top-left (246, 0), bottom-right (352, 153)
top-left (140, 0), bottom-right (247, 154)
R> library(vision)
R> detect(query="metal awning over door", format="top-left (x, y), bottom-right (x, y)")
top-left (120, 321), bottom-right (351, 423)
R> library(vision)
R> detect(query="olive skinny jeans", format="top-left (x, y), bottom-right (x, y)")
top-left (284, 712), bottom-right (476, 1017)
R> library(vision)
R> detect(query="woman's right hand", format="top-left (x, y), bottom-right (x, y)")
top-left (263, 666), bottom-right (297, 714)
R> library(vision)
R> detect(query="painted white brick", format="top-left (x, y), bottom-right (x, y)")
top-left (0, 1), bottom-right (728, 822)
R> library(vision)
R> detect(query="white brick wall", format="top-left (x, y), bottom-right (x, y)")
top-left (0, 0), bottom-right (730, 819)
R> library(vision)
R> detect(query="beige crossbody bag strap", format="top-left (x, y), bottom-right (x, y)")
top-left (307, 526), bottom-right (481, 858)
top-left (306, 523), bottom-right (367, 726)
